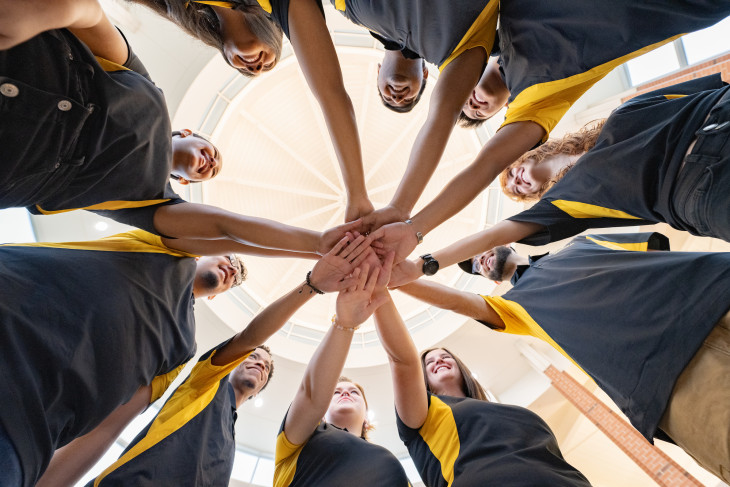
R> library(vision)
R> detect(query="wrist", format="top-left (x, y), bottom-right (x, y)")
top-left (404, 219), bottom-right (424, 245)
top-left (300, 271), bottom-right (325, 295)
top-left (331, 314), bottom-right (360, 332)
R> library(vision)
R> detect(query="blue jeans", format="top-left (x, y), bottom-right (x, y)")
top-left (0, 422), bottom-right (23, 486)
top-left (673, 89), bottom-right (730, 242)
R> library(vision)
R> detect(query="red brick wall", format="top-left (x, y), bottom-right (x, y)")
top-left (623, 53), bottom-right (730, 102)
top-left (544, 365), bottom-right (703, 487)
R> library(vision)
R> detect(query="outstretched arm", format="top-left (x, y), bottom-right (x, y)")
top-left (36, 385), bottom-right (152, 487)
top-left (288, 0), bottom-right (372, 222)
top-left (283, 263), bottom-right (385, 445)
top-left (161, 236), bottom-right (320, 260)
top-left (0, 0), bottom-right (103, 50)
top-left (364, 47), bottom-right (487, 230)
top-left (397, 280), bottom-right (503, 329)
top-left (212, 234), bottom-right (374, 366)
top-left (407, 121), bottom-right (545, 236)
top-left (381, 219), bottom-right (542, 285)
top-left (153, 202), bottom-right (363, 255)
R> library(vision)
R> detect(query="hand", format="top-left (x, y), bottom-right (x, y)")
top-left (310, 234), bottom-right (373, 292)
top-left (361, 204), bottom-right (409, 234)
top-left (388, 259), bottom-right (422, 288)
top-left (335, 264), bottom-right (388, 328)
top-left (345, 196), bottom-right (375, 224)
top-left (372, 250), bottom-right (395, 299)
top-left (369, 221), bottom-right (419, 264)
top-left (319, 219), bottom-right (364, 255)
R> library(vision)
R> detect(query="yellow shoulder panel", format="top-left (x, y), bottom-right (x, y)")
top-left (149, 363), bottom-right (189, 403)
top-left (274, 428), bottom-right (308, 487)
top-left (95, 57), bottom-right (130, 73)
top-left (439, 0), bottom-right (499, 72)
top-left (94, 350), bottom-right (251, 486)
top-left (502, 33), bottom-right (684, 137)
top-left (419, 396), bottom-right (460, 486)
top-left (551, 200), bottom-right (641, 220)
top-left (483, 296), bottom-right (586, 374)
top-left (585, 236), bottom-right (649, 252)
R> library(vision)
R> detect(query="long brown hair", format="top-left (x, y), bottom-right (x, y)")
top-left (128, 0), bottom-right (283, 77)
top-left (499, 119), bottom-right (606, 202)
top-left (336, 376), bottom-right (374, 440)
top-left (419, 348), bottom-right (489, 401)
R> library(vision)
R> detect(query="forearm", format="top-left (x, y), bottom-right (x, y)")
top-left (213, 282), bottom-right (316, 366)
top-left (36, 385), bottom-right (151, 487)
top-left (410, 121), bottom-right (546, 236)
top-left (154, 203), bottom-right (321, 253)
top-left (398, 280), bottom-right (462, 311)
top-left (373, 294), bottom-right (420, 367)
top-left (163, 236), bottom-right (320, 260)
top-left (0, 0), bottom-right (103, 50)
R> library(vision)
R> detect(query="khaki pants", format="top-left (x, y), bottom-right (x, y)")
top-left (659, 309), bottom-right (730, 481)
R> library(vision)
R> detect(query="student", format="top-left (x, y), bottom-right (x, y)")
top-left (365, 2), bottom-right (730, 254)
top-left (35, 234), bottom-right (371, 487)
top-left (498, 75), bottom-right (730, 244)
top-left (396, 233), bottom-right (730, 481)
top-left (274, 259), bottom-right (411, 486)
top-left (129, 0), bottom-right (283, 76)
top-left (359, 262), bottom-right (591, 486)
top-left (0, 1), bottom-right (361, 247)
top-left (0, 230), bottom-right (368, 487)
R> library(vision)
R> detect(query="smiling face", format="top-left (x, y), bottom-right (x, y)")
top-left (502, 152), bottom-right (579, 200)
top-left (423, 349), bottom-right (466, 397)
top-left (171, 133), bottom-right (222, 183)
top-left (212, 6), bottom-right (278, 76)
top-left (231, 347), bottom-right (272, 397)
top-left (193, 256), bottom-right (241, 298)
top-left (377, 53), bottom-right (428, 110)
top-left (473, 246), bottom-right (518, 281)
top-left (461, 61), bottom-right (510, 121)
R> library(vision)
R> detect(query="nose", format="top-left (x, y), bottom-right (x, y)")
top-left (246, 61), bottom-right (263, 73)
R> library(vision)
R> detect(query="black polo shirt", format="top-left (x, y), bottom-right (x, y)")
top-left (397, 393), bottom-right (590, 487)
top-left (508, 75), bottom-right (729, 245)
top-left (498, 0), bottom-right (730, 137)
top-left (481, 233), bottom-right (730, 441)
top-left (0, 29), bottom-right (183, 234)
top-left (91, 343), bottom-right (253, 486)
top-left (0, 230), bottom-right (198, 487)
top-left (274, 413), bottom-right (410, 486)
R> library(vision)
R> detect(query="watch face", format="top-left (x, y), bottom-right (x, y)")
top-left (423, 259), bottom-right (439, 276)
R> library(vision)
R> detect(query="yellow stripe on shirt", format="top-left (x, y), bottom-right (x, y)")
top-left (439, 0), bottom-right (499, 72)
top-left (94, 349), bottom-right (253, 486)
top-left (502, 33), bottom-right (685, 139)
top-left (95, 57), bottom-right (130, 72)
top-left (551, 200), bottom-right (642, 220)
top-left (419, 396), bottom-right (460, 486)
top-left (35, 198), bottom-right (172, 215)
top-left (1, 230), bottom-right (198, 258)
top-left (483, 295), bottom-right (587, 375)
top-left (585, 236), bottom-right (649, 252)
top-left (274, 427), bottom-right (311, 487)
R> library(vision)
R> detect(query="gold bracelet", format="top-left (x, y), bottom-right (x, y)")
top-left (331, 314), bottom-right (360, 333)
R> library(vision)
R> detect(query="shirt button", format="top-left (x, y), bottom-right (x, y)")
top-left (57, 100), bottom-right (72, 111)
top-left (702, 123), bottom-right (718, 132)
top-left (54, 163), bottom-right (61, 169)
top-left (714, 121), bottom-right (729, 131)
top-left (0, 83), bottom-right (19, 97)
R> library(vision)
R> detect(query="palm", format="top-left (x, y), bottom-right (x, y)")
top-left (371, 222), bottom-right (417, 264)
top-left (311, 234), bottom-right (373, 292)
top-left (335, 265), bottom-right (385, 328)
top-left (362, 205), bottom-right (408, 233)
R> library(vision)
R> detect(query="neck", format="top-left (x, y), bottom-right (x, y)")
top-left (432, 383), bottom-right (466, 398)
top-left (232, 382), bottom-right (256, 409)
top-left (329, 415), bottom-right (364, 438)
top-left (514, 254), bottom-right (529, 266)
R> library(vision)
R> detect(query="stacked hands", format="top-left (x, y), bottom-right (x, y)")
top-left (314, 220), bottom-right (421, 302)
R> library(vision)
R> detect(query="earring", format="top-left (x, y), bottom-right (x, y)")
top-left (180, 129), bottom-right (193, 137)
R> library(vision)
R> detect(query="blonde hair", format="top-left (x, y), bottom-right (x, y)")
top-left (337, 376), bottom-right (375, 440)
top-left (419, 348), bottom-right (489, 402)
top-left (499, 119), bottom-right (606, 202)
top-left (128, 0), bottom-right (283, 77)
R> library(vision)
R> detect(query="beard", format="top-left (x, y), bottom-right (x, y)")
top-left (199, 269), bottom-right (221, 292)
top-left (486, 246), bottom-right (513, 281)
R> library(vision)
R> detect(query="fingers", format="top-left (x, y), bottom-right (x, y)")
top-left (337, 234), bottom-right (370, 262)
top-left (382, 250), bottom-right (395, 273)
top-left (348, 267), bottom-right (362, 292)
top-left (327, 234), bottom-right (351, 257)
top-left (363, 266), bottom-right (380, 294)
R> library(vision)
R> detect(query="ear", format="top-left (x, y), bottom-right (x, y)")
top-left (422, 66), bottom-right (429, 79)
top-left (377, 63), bottom-right (381, 74)
top-left (179, 129), bottom-right (193, 137)
top-left (177, 177), bottom-right (190, 185)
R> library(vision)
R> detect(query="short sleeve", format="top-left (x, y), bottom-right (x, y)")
top-left (149, 362), bottom-right (188, 403)
top-left (91, 190), bottom-right (186, 237)
top-left (507, 200), bottom-right (585, 246)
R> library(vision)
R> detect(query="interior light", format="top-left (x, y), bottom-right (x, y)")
top-left (254, 397), bottom-right (263, 408)
top-left (367, 410), bottom-right (375, 422)
top-left (94, 221), bottom-right (109, 231)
